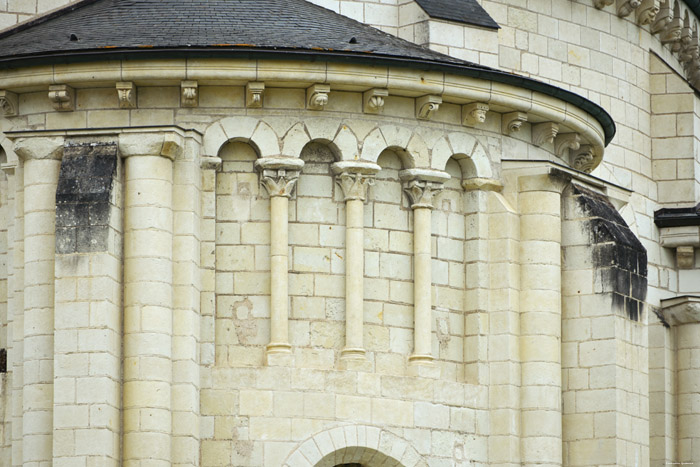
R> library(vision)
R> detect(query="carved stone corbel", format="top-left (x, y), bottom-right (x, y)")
top-left (462, 102), bottom-right (489, 127)
top-left (532, 122), bottom-right (559, 146)
top-left (246, 82), bottom-right (265, 108)
top-left (660, 1), bottom-right (682, 45)
top-left (48, 84), bottom-right (75, 112)
top-left (571, 145), bottom-right (596, 173)
top-left (416, 95), bottom-right (442, 120)
top-left (554, 133), bottom-right (581, 159)
top-left (617, 0), bottom-right (641, 17)
top-left (116, 82), bottom-right (136, 109)
top-left (0, 90), bottom-right (18, 117)
top-left (363, 88), bottom-right (388, 114)
top-left (307, 84), bottom-right (330, 111)
top-left (651, 0), bottom-right (671, 34)
top-left (679, 13), bottom-right (696, 64)
top-left (594, 0), bottom-right (614, 9)
top-left (181, 80), bottom-right (198, 107)
top-left (503, 111), bottom-right (528, 134)
top-left (637, 0), bottom-right (660, 25)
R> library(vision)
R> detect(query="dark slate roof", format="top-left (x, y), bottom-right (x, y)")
top-left (415, 0), bottom-right (499, 29)
top-left (0, 0), bottom-right (475, 66)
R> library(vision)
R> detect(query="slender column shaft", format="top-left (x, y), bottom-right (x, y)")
top-left (412, 206), bottom-right (432, 361)
top-left (401, 174), bottom-right (446, 371)
top-left (269, 194), bottom-right (290, 350)
top-left (344, 197), bottom-right (364, 354)
top-left (123, 153), bottom-right (174, 466)
top-left (256, 159), bottom-right (303, 365)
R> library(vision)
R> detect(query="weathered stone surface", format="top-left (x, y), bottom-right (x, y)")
top-left (55, 142), bottom-right (117, 254)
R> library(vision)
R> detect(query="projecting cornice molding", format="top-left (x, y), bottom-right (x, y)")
top-left (0, 61), bottom-right (610, 173)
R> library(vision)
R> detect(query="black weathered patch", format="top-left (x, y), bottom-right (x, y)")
top-left (55, 142), bottom-right (117, 254)
top-left (571, 184), bottom-right (647, 321)
top-left (0, 348), bottom-right (6, 373)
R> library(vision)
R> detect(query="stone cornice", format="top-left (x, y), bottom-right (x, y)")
top-left (0, 58), bottom-right (610, 167)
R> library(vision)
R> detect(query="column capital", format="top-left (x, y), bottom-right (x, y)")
top-left (332, 161), bottom-right (380, 202)
top-left (200, 155), bottom-right (222, 171)
top-left (118, 131), bottom-right (184, 160)
top-left (660, 295), bottom-right (700, 325)
top-left (11, 136), bottom-right (64, 161)
top-left (400, 168), bottom-right (449, 209)
top-left (255, 156), bottom-right (304, 198)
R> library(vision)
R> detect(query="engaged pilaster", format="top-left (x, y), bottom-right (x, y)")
top-left (255, 157), bottom-right (304, 366)
top-left (660, 296), bottom-right (700, 464)
top-left (517, 172), bottom-right (565, 467)
top-left (400, 168), bottom-right (449, 377)
top-left (11, 136), bottom-right (63, 467)
top-left (332, 161), bottom-right (380, 369)
top-left (119, 131), bottom-right (183, 467)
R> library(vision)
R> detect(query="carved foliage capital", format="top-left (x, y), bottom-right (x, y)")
top-left (49, 84), bottom-right (74, 112)
top-left (336, 172), bottom-right (374, 201)
top-left (259, 168), bottom-right (300, 198)
top-left (0, 90), bottom-right (18, 117)
top-left (403, 179), bottom-right (444, 209)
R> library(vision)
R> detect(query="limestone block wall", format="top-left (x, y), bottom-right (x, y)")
top-left (0, 57), bottom-right (656, 466)
top-left (0, 0), bottom-right (73, 29)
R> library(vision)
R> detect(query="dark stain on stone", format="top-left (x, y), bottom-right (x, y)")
top-left (0, 349), bottom-right (6, 373)
top-left (571, 184), bottom-right (647, 321)
top-left (55, 142), bottom-right (117, 254)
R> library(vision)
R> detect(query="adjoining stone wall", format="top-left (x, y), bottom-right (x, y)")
top-left (0, 0), bottom-right (74, 29)
top-left (561, 183), bottom-right (649, 466)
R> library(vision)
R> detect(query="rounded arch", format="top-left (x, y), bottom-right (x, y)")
top-left (0, 134), bottom-right (18, 167)
top-left (360, 126), bottom-right (419, 168)
top-left (281, 120), bottom-right (359, 160)
top-left (282, 425), bottom-right (427, 467)
top-left (431, 132), bottom-right (494, 179)
top-left (203, 116), bottom-right (281, 159)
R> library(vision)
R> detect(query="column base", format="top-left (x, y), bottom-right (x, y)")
top-left (265, 343), bottom-right (294, 367)
top-left (339, 348), bottom-right (372, 371)
top-left (407, 354), bottom-right (441, 378)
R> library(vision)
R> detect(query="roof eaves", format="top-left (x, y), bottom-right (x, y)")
top-left (0, 46), bottom-right (615, 146)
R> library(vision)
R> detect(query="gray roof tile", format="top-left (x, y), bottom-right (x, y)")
top-left (415, 0), bottom-right (499, 29)
top-left (0, 0), bottom-right (484, 66)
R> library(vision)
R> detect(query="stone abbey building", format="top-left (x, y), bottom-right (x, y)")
top-left (0, 0), bottom-right (698, 465)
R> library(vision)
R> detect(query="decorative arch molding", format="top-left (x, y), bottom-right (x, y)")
top-left (203, 116), bottom-right (281, 159)
top-left (0, 133), bottom-right (20, 168)
top-left (282, 424), bottom-right (428, 467)
top-left (359, 125), bottom-right (423, 168)
top-left (431, 132), bottom-right (494, 179)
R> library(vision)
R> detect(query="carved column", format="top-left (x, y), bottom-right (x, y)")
top-left (400, 169), bottom-right (449, 376)
top-left (120, 131), bottom-right (182, 466)
top-left (332, 161), bottom-right (380, 368)
top-left (12, 136), bottom-right (63, 467)
top-left (255, 157), bottom-right (304, 366)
